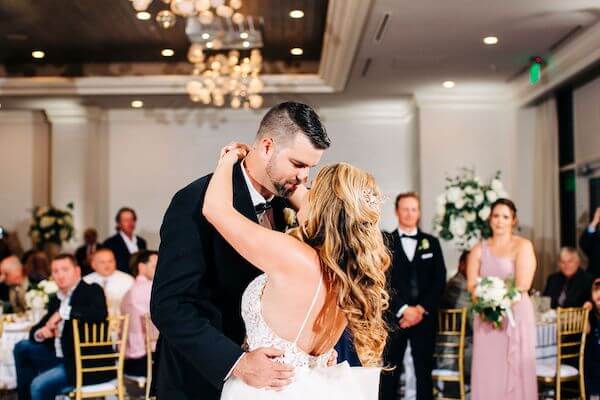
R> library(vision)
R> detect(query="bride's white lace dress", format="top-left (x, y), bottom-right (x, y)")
top-left (221, 274), bottom-right (380, 399)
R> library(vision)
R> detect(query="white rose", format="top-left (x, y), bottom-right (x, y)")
top-left (478, 206), bottom-right (491, 220)
top-left (436, 203), bottom-right (446, 217)
top-left (455, 197), bottom-right (465, 210)
top-left (465, 211), bottom-right (477, 222)
top-left (449, 216), bottom-right (467, 237)
top-left (467, 236), bottom-right (479, 249)
top-left (59, 229), bottom-right (68, 241)
top-left (486, 190), bottom-right (498, 203)
top-left (31, 294), bottom-right (47, 309)
top-left (491, 179), bottom-right (503, 193)
top-left (436, 194), bottom-right (446, 207)
top-left (40, 216), bottom-right (55, 228)
top-left (65, 215), bottom-right (73, 226)
top-left (446, 187), bottom-right (463, 203)
top-left (41, 280), bottom-right (58, 294)
top-left (464, 186), bottom-right (476, 195)
top-left (473, 192), bottom-right (484, 206)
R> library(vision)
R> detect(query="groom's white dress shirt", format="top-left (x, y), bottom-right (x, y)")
top-left (395, 227), bottom-right (418, 318)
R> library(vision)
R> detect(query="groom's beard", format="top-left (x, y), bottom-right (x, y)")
top-left (266, 160), bottom-right (301, 197)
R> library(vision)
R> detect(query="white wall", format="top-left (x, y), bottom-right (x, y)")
top-left (574, 75), bottom-right (600, 165)
top-left (105, 100), bottom-right (418, 248)
top-left (0, 111), bottom-right (49, 250)
top-left (417, 99), bottom-right (535, 273)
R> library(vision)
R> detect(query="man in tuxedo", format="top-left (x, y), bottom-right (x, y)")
top-left (544, 246), bottom-right (593, 308)
top-left (13, 254), bottom-right (110, 400)
top-left (150, 102), bottom-right (331, 400)
top-left (381, 192), bottom-right (447, 400)
top-left (75, 228), bottom-right (100, 276)
top-left (580, 206), bottom-right (600, 278)
top-left (103, 207), bottom-right (147, 274)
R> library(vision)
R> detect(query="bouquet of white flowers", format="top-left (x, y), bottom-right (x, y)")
top-left (434, 168), bottom-right (508, 251)
top-left (29, 203), bottom-right (75, 248)
top-left (25, 279), bottom-right (59, 310)
top-left (471, 276), bottom-right (521, 329)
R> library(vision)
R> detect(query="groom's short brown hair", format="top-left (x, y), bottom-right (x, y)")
top-left (395, 192), bottom-right (420, 209)
top-left (256, 102), bottom-right (330, 149)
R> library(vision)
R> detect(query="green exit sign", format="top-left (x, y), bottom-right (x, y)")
top-left (529, 63), bottom-right (541, 85)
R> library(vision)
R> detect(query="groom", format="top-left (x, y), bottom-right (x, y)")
top-left (150, 102), bottom-right (331, 399)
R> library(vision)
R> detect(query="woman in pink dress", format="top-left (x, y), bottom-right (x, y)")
top-left (467, 199), bottom-right (538, 400)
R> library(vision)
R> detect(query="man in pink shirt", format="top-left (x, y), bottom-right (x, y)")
top-left (120, 250), bottom-right (158, 376)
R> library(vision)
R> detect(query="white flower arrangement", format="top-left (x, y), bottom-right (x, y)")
top-left (25, 279), bottom-right (58, 310)
top-left (471, 276), bottom-right (521, 329)
top-left (434, 169), bottom-right (508, 251)
top-left (29, 203), bottom-right (75, 247)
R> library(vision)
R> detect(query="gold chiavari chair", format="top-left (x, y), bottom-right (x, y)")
top-left (70, 314), bottom-right (130, 400)
top-left (536, 307), bottom-right (589, 400)
top-left (144, 314), bottom-right (159, 400)
top-left (432, 308), bottom-right (468, 400)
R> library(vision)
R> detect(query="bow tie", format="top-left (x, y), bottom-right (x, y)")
top-left (400, 233), bottom-right (418, 240)
top-left (254, 202), bottom-right (272, 214)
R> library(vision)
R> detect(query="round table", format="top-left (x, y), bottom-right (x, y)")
top-left (0, 319), bottom-right (34, 390)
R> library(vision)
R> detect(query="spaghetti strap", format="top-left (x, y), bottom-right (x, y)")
top-left (293, 277), bottom-right (322, 345)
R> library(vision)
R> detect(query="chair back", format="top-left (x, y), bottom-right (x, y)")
top-left (144, 314), bottom-right (159, 400)
top-left (72, 314), bottom-right (130, 395)
top-left (556, 307), bottom-right (589, 370)
top-left (434, 308), bottom-right (467, 371)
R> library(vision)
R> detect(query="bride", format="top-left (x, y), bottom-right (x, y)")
top-left (202, 144), bottom-right (390, 399)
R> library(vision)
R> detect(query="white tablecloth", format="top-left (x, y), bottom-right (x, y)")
top-left (536, 322), bottom-right (557, 362)
top-left (0, 320), bottom-right (34, 390)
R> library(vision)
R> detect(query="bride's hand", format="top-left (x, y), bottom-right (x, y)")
top-left (218, 141), bottom-right (251, 165)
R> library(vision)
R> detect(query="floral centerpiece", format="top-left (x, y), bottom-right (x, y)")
top-left (29, 203), bottom-right (75, 250)
top-left (433, 169), bottom-right (507, 251)
top-left (25, 279), bottom-right (58, 320)
top-left (471, 276), bottom-right (521, 329)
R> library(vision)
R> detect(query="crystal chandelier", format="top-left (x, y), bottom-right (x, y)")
top-left (186, 47), bottom-right (264, 109)
top-left (129, 0), bottom-right (246, 29)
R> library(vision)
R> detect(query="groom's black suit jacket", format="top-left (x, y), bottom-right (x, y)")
top-left (150, 161), bottom-right (289, 400)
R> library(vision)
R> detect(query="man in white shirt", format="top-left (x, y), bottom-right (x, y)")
top-left (102, 207), bottom-right (148, 274)
top-left (14, 254), bottom-right (109, 400)
top-left (84, 248), bottom-right (134, 315)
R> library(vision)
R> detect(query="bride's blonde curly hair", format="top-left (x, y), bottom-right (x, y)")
top-left (292, 163), bottom-right (390, 367)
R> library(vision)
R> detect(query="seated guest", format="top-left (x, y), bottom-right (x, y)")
top-left (102, 207), bottom-right (147, 275)
top-left (585, 278), bottom-right (600, 398)
top-left (580, 206), bottom-right (600, 278)
top-left (23, 250), bottom-right (50, 284)
top-left (543, 247), bottom-right (593, 308)
top-left (0, 255), bottom-right (32, 313)
top-left (13, 254), bottom-right (109, 400)
top-left (120, 250), bottom-right (159, 376)
top-left (83, 248), bottom-right (133, 315)
top-left (75, 228), bottom-right (99, 276)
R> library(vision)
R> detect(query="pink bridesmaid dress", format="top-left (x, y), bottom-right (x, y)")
top-left (471, 241), bottom-right (538, 400)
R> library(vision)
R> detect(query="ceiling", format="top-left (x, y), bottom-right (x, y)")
top-left (346, 0), bottom-right (600, 96)
top-left (0, 0), bottom-right (327, 76)
top-left (1, 0), bottom-right (600, 107)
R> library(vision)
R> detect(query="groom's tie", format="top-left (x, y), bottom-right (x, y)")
top-left (255, 202), bottom-right (274, 230)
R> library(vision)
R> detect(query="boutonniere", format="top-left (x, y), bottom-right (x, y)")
top-left (418, 238), bottom-right (430, 251)
top-left (283, 208), bottom-right (298, 230)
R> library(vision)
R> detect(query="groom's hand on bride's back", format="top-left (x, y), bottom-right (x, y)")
top-left (232, 347), bottom-right (294, 390)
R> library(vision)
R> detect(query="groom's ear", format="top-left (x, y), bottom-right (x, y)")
top-left (260, 137), bottom-right (275, 156)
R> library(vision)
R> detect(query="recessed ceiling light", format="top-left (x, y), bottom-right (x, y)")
top-left (206, 41), bottom-right (214, 49)
top-left (161, 48), bottom-right (175, 57)
top-left (136, 11), bottom-right (151, 20)
top-left (131, 100), bottom-right (144, 108)
top-left (242, 41), bottom-right (250, 48)
top-left (290, 47), bottom-right (303, 56)
top-left (483, 36), bottom-right (499, 45)
top-left (289, 10), bottom-right (304, 19)
top-left (443, 80), bottom-right (455, 89)
top-left (31, 50), bottom-right (45, 59)
top-left (201, 33), bottom-right (210, 40)
top-left (240, 32), bottom-right (249, 39)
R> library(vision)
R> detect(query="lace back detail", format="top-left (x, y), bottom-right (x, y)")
top-left (241, 274), bottom-right (333, 368)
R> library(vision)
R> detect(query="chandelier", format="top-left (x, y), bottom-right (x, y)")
top-left (186, 47), bottom-right (264, 109)
top-left (129, 0), bottom-right (246, 30)
top-left (129, 0), bottom-right (265, 109)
